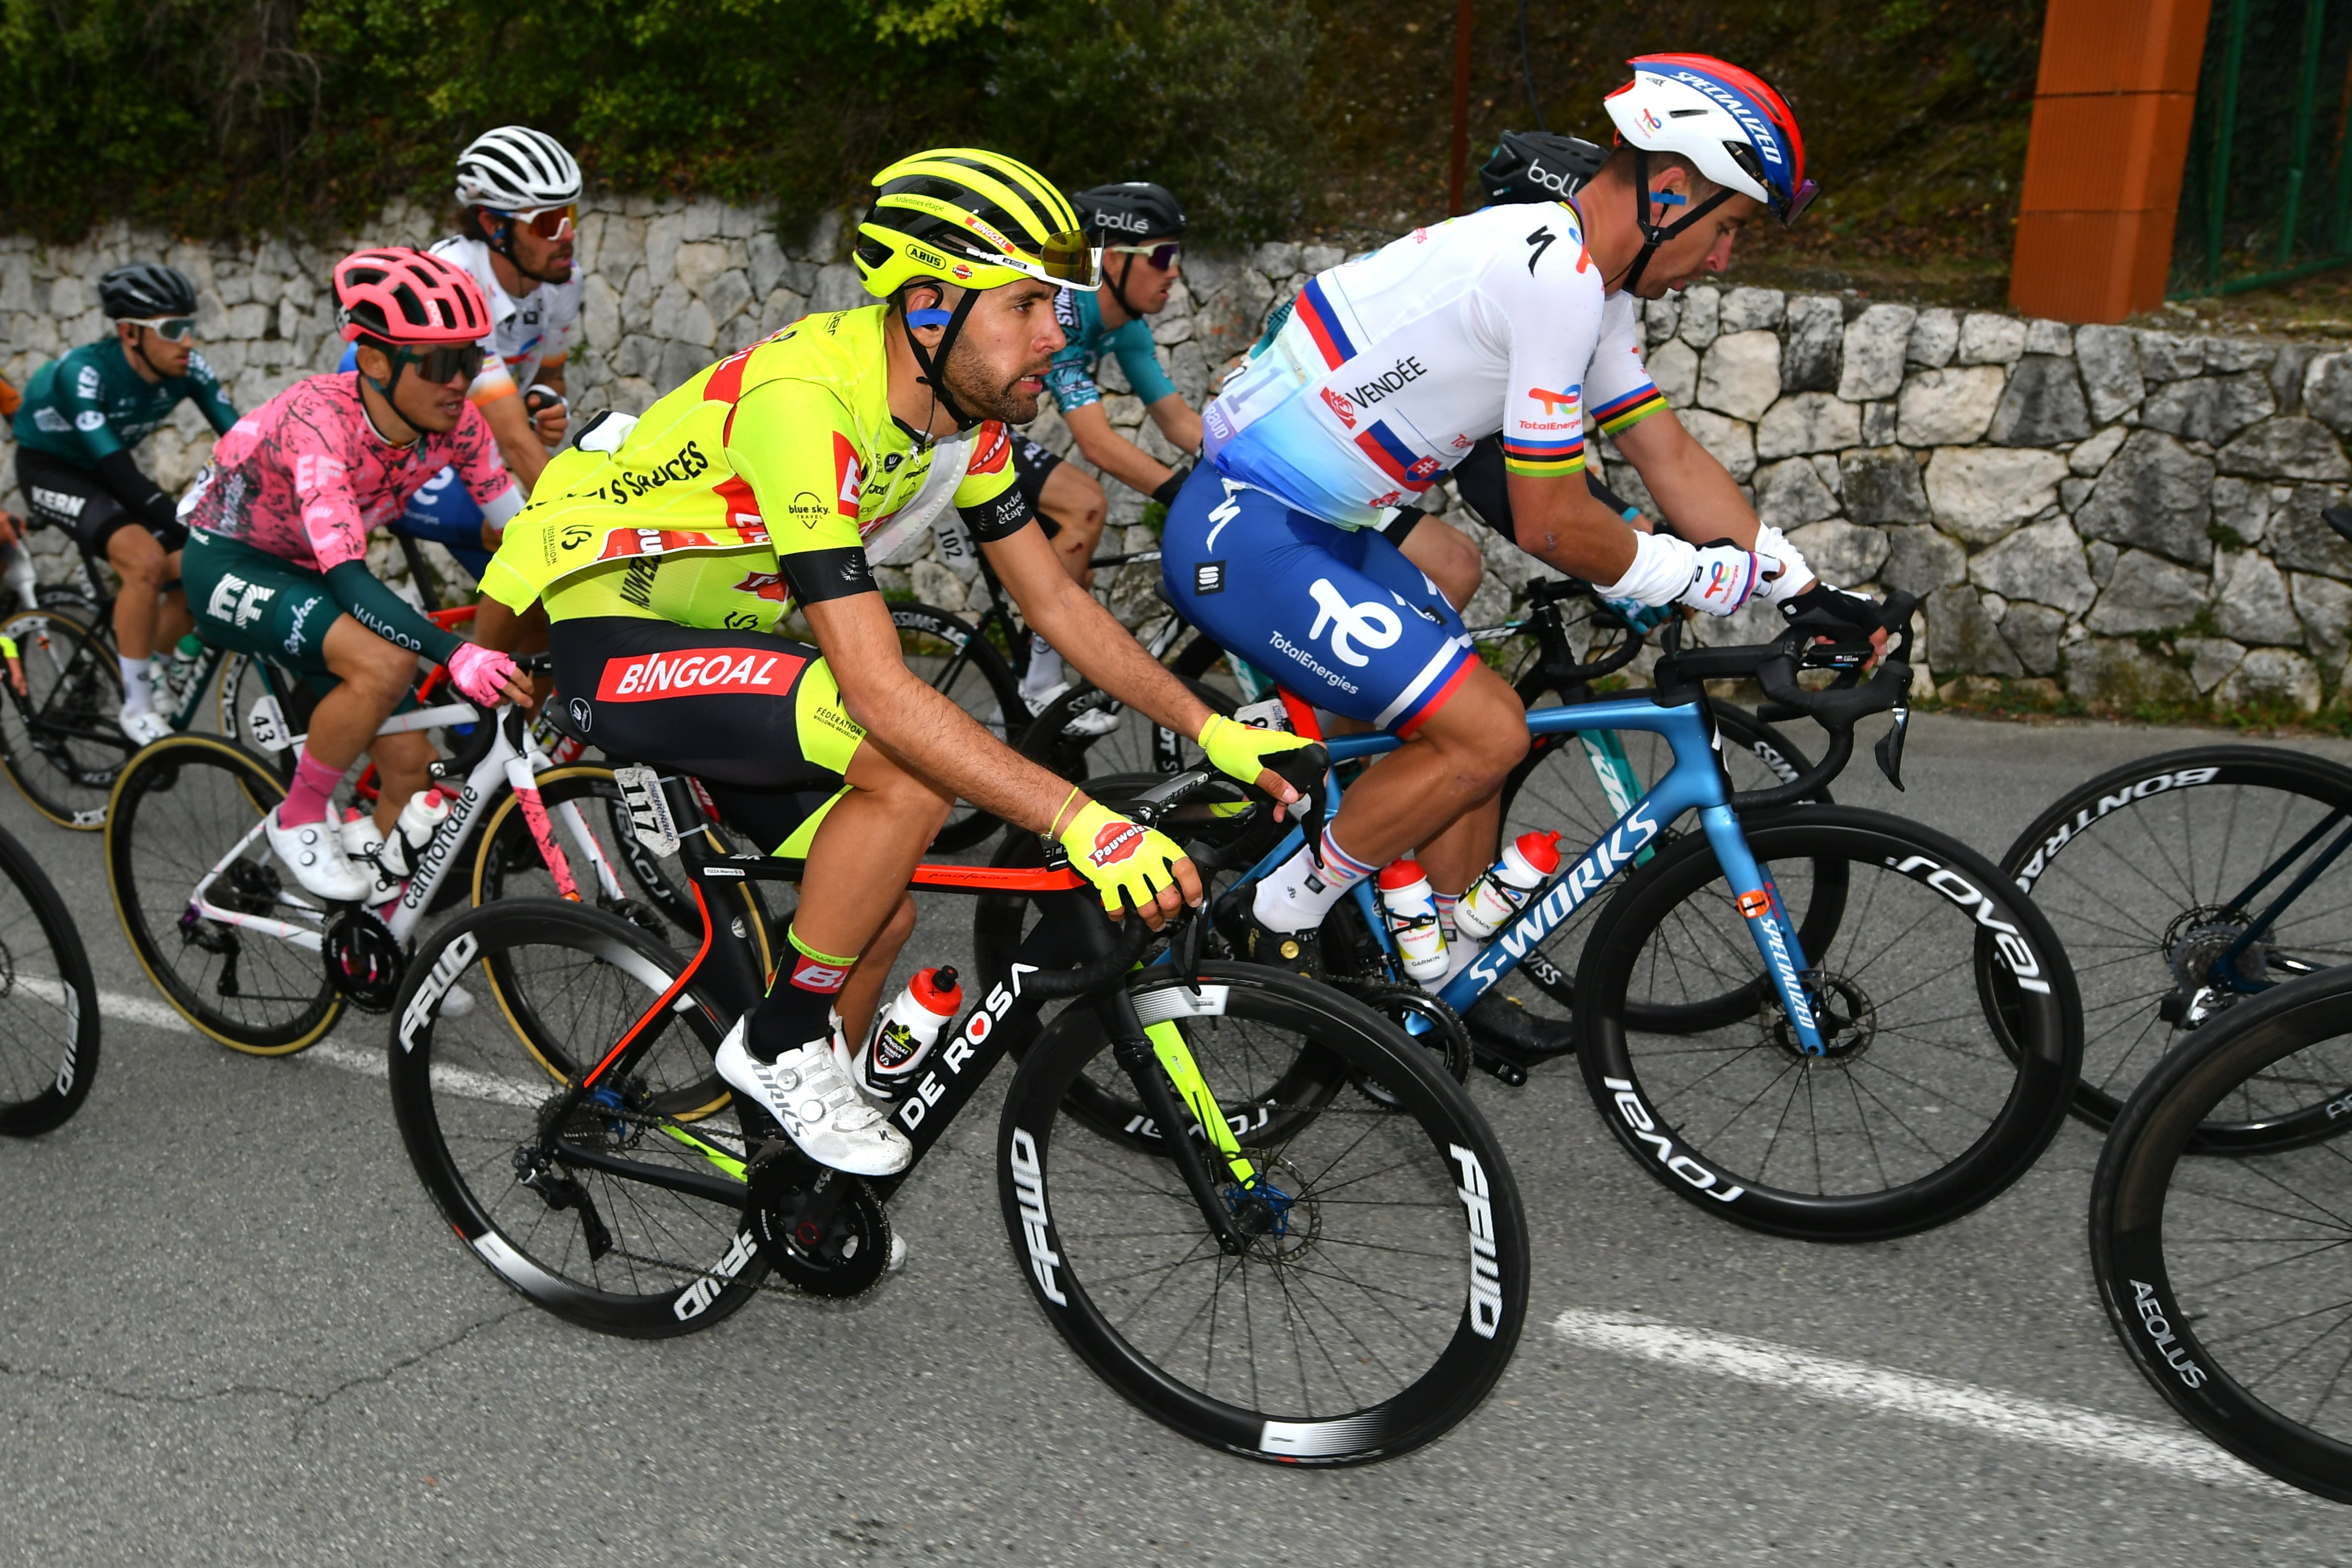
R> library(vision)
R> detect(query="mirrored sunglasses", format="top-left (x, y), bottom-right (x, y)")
top-left (1106, 242), bottom-right (1181, 271)
top-left (125, 316), bottom-right (197, 342)
top-left (1036, 229), bottom-right (1101, 288)
top-left (398, 343), bottom-right (488, 384)
top-left (1780, 178), bottom-right (1820, 227)
top-left (494, 203), bottom-right (577, 241)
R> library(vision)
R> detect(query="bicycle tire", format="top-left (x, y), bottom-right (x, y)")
top-left (1576, 806), bottom-right (2079, 1241)
top-left (391, 898), bottom-right (765, 1337)
top-left (470, 765), bottom-right (772, 947)
top-left (1496, 700), bottom-right (1826, 1028)
top-left (893, 602), bottom-right (1026, 852)
top-left (0, 819), bottom-right (103, 1135)
top-left (1016, 673), bottom-right (1238, 788)
top-left (105, 733), bottom-right (342, 1055)
top-left (0, 604), bottom-right (127, 830)
top-left (999, 963), bottom-right (1529, 1464)
top-left (2003, 744), bottom-right (2352, 1139)
top-left (2091, 968), bottom-right (2352, 1502)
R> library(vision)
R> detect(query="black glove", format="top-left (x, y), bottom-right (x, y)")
top-left (1150, 468), bottom-right (1190, 509)
top-left (1779, 581), bottom-right (1886, 638)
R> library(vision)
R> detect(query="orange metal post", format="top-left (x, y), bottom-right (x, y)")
top-left (2010, 0), bottom-right (2213, 322)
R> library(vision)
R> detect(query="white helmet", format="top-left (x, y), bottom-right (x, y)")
top-left (455, 125), bottom-right (583, 210)
top-left (1602, 55), bottom-right (1813, 228)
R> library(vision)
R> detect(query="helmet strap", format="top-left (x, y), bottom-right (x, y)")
top-left (121, 325), bottom-right (163, 381)
top-left (899, 283), bottom-right (984, 436)
top-left (1616, 148), bottom-right (1734, 296)
top-left (1104, 251), bottom-right (1144, 323)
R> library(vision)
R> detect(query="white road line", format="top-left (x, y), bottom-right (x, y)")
top-left (96, 985), bottom-right (542, 1106)
top-left (1552, 1309), bottom-right (2305, 1500)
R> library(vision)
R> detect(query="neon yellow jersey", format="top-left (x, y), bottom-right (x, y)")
top-left (486, 305), bottom-right (1034, 630)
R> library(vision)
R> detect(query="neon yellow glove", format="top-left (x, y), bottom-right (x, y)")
top-left (1057, 799), bottom-right (1192, 917)
top-left (1198, 713), bottom-right (1315, 792)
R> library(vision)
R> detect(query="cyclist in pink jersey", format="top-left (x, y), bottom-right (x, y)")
top-left (182, 248), bottom-right (530, 901)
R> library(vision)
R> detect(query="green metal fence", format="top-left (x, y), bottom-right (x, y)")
top-left (2171, 0), bottom-right (2352, 296)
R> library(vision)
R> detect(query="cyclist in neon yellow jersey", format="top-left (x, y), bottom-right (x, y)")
top-left (486, 148), bottom-right (1315, 1180)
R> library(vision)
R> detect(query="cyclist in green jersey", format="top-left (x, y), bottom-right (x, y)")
top-left (489, 147), bottom-right (1316, 1180)
top-left (12, 264), bottom-right (239, 743)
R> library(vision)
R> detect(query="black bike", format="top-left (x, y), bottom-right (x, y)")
top-left (0, 816), bottom-right (103, 1134)
top-left (386, 749), bottom-right (1531, 1465)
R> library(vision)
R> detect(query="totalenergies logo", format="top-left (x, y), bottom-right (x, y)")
top-left (1639, 107), bottom-right (1663, 133)
top-left (1528, 386), bottom-right (1580, 417)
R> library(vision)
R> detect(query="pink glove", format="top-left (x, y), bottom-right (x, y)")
top-left (446, 642), bottom-right (519, 707)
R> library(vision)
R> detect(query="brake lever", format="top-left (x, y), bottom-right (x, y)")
top-left (1876, 701), bottom-right (1910, 792)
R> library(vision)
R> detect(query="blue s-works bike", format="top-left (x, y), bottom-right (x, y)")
top-left (990, 592), bottom-right (2083, 1242)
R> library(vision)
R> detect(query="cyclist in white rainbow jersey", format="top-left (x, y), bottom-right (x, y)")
top-left (1164, 54), bottom-right (1872, 979)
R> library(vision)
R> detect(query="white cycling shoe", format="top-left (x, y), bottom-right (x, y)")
top-left (264, 806), bottom-right (375, 902)
top-left (338, 813), bottom-right (402, 907)
top-left (715, 1014), bottom-right (912, 1177)
top-left (118, 705), bottom-right (171, 747)
top-left (1026, 680), bottom-right (1121, 738)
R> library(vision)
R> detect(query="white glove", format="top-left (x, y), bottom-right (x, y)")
top-left (1675, 545), bottom-right (1768, 616)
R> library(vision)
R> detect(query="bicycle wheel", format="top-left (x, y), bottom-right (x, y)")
top-left (105, 734), bottom-right (341, 1054)
top-left (391, 899), bottom-right (765, 1337)
top-left (2092, 968), bottom-right (2352, 1501)
top-left (468, 765), bottom-right (766, 938)
top-left (1000, 963), bottom-right (1529, 1464)
top-left (0, 821), bottom-right (103, 1135)
top-left (2004, 745), bottom-right (2352, 1139)
top-left (1493, 701), bottom-right (1824, 1028)
top-left (1018, 674), bottom-right (1238, 788)
top-left (1576, 806), bottom-right (2079, 1240)
top-left (0, 605), bottom-right (127, 830)
top-left (893, 602), bottom-right (1026, 852)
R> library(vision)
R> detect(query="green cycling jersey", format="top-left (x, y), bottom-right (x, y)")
top-left (11, 335), bottom-right (238, 468)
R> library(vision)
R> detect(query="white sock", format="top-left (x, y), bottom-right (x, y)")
top-left (119, 655), bottom-right (153, 714)
top-left (1022, 634), bottom-right (1066, 702)
top-left (1251, 825), bottom-right (1378, 934)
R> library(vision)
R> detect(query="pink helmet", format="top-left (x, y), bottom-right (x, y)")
top-left (332, 248), bottom-right (491, 346)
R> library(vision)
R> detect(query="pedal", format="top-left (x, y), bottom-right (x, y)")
top-left (1475, 1050), bottom-right (1529, 1088)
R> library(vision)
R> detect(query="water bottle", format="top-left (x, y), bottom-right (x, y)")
top-left (1453, 830), bottom-right (1565, 940)
top-left (854, 965), bottom-right (964, 1100)
top-left (376, 787), bottom-right (452, 880)
top-left (1376, 860), bottom-right (1450, 984)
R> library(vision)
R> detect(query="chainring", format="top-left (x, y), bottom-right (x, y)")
top-left (325, 908), bottom-right (406, 1012)
top-left (746, 1149), bottom-right (892, 1299)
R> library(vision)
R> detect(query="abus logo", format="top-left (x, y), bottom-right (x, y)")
top-left (1319, 387), bottom-right (1357, 429)
top-left (596, 648), bottom-right (804, 701)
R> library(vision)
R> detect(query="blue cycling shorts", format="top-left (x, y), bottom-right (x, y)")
top-left (1160, 468), bottom-right (1476, 736)
top-left (336, 342), bottom-right (491, 581)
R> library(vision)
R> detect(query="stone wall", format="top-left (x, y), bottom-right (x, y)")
top-left (5, 200), bottom-right (2351, 717)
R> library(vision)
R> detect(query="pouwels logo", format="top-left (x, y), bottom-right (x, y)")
top-left (732, 570), bottom-right (789, 602)
top-left (1090, 819), bottom-right (1145, 868)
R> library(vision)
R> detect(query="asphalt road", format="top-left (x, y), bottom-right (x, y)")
top-left (7, 711), bottom-right (2352, 1565)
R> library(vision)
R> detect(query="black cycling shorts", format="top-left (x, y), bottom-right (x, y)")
top-left (547, 616), bottom-right (869, 855)
top-left (1011, 434), bottom-right (1063, 540)
top-left (1448, 434), bottom-right (1638, 545)
top-left (16, 447), bottom-right (186, 558)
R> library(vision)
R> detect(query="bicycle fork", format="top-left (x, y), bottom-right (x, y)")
top-left (1099, 988), bottom-right (1260, 1255)
top-left (1698, 806), bottom-right (1829, 1055)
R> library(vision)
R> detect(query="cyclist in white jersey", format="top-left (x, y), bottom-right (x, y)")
top-left (1164, 53), bottom-right (1874, 986)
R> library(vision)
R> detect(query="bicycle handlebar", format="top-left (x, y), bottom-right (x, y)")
top-left (1653, 590), bottom-right (1918, 808)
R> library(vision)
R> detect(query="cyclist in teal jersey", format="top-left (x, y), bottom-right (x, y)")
top-left (13, 263), bottom-right (239, 743)
top-left (1006, 183), bottom-right (1204, 711)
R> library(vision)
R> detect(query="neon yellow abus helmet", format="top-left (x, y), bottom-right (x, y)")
top-left (856, 147), bottom-right (1100, 298)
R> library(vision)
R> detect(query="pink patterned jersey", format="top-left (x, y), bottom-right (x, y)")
top-left (184, 372), bottom-right (515, 571)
